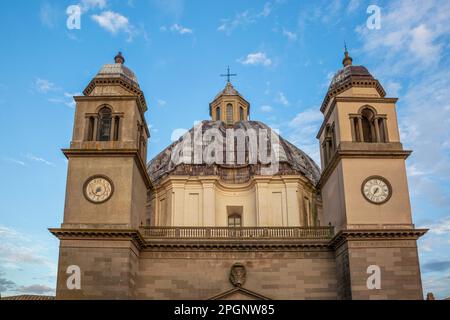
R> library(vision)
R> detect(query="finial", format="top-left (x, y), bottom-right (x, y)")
top-left (114, 51), bottom-right (125, 64)
top-left (342, 43), bottom-right (353, 67)
top-left (220, 66), bottom-right (237, 83)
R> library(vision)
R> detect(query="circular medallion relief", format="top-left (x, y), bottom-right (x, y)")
top-left (83, 175), bottom-right (114, 204)
top-left (361, 176), bottom-right (392, 204)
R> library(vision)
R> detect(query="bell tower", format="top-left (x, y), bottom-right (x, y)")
top-left (318, 49), bottom-right (426, 299)
top-left (51, 52), bottom-right (152, 299)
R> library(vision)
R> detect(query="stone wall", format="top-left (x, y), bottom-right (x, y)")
top-left (335, 239), bottom-right (423, 300)
top-left (56, 239), bottom-right (139, 299)
top-left (135, 249), bottom-right (338, 300)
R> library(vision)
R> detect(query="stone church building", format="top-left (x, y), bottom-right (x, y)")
top-left (50, 51), bottom-right (427, 299)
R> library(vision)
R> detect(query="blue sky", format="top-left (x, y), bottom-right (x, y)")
top-left (0, 0), bottom-right (449, 298)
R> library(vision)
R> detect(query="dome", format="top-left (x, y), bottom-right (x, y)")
top-left (147, 120), bottom-right (321, 185)
top-left (95, 63), bottom-right (139, 87)
top-left (213, 82), bottom-right (246, 101)
top-left (329, 65), bottom-right (373, 91)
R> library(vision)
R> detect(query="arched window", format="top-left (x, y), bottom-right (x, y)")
top-left (361, 108), bottom-right (374, 142)
top-left (239, 107), bottom-right (244, 121)
top-left (216, 106), bottom-right (221, 121)
top-left (228, 213), bottom-right (241, 227)
top-left (97, 107), bottom-right (112, 141)
top-left (226, 104), bottom-right (233, 125)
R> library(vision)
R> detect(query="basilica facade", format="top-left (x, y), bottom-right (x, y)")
top-left (50, 51), bottom-right (426, 299)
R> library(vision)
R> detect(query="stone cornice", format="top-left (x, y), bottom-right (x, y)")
top-left (320, 78), bottom-right (386, 114)
top-left (62, 148), bottom-right (153, 189)
top-left (142, 239), bottom-right (331, 251)
top-left (49, 227), bottom-right (427, 252)
top-left (317, 147), bottom-right (412, 188)
top-left (48, 228), bottom-right (146, 250)
top-left (82, 77), bottom-right (147, 113)
top-left (329, 228), bottom-right (428, 249)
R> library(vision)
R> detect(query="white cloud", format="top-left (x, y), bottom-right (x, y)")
top-left (409, 24), bottom-right (441, 61)
top-left (152, 0), bottom-right (184, 19)
top-left (157, 99), bottom-right (167, 107)
top-left (91, 10), bottom-right (129, 34)
top-left (39, 3), bottom-right (58, 28)
top-left (171, 128), bottom-right (188, 142)
top-left (258, 2), bottom-right (272, 18)
top-left (356, 0), bottom-right (450, 72)
top-left (282, 28), bottom-right (297, 41)
top-left (346, 0), bottom-right (361, 13)
top-left (2, 157), bottom-right (26, 167)
top-left (218, 2), bottom-right (272, 35)
top-left (170, 23), bottom-right (193, 34)
top-left (26, 154), bottom-right (54, 166)
top-left (0, 225), bottom-right (56, 271)
top-left (218, 11), bottom-right (254, 35)
top-left (80, 0), bottom-right (107, 12)
top-left (48, 92), bottom-right (79, 109)
top-left (284, 108), bottom-right (323, 164)
top-left (15, 284), bottom-right (55, 295)
top-left (238, 52), bottom-right (272, 66)
top-left (35, 78), bottom-right (57, 93)
top-left (385, 80), bottom-right (402, 97)
top-left (289, 108), bottom-right (322, 127)
top-left (0, 226), bottom-right (56, 297)
top-left (276, 91), bottom-right (289, 106)
top-left (261, 105), bottom-right (273, 112)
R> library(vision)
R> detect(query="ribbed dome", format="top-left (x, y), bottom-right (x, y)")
top-left (95, 63), bottom-right (139, 87)
top-left (214, 82), bottom-right (245, 100)
top-left (329, 65), bottom-right (373, 91)
top-left (147, 120), bottom-right (321, 185)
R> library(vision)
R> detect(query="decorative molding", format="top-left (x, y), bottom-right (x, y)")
top-left (48, 228), bottom-right (146, 250)
top-left (320, 78), bottom-right (386, 114)
top-left (208, 286), bottom-right (271, 300)
top-left (329, 228), bottom-right (428, 249)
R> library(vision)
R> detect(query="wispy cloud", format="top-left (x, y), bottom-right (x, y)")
top-left (80, 0), bottom-right (107, 12)
top-left (0, 226), bottom-right (56, 271)
top-left (39, 2), bottom-right (59, 28)
top-left (26, 154), bottom-right (54, 166)
top-left (276, 91), bottom-right (289, 106)
top-left (346, 0), bottom-right (361, 13)
top-left (238, 52), bottom-right (272, 66)
top-left (217, 2), bottom-right (272, 35)
top-left (161, 23), bottom-right (193, 35)
top-left (261, 105), bottom-right (273, 112)
top-left (15, 284), bottom-right (55, 295)
top-left (157, 99), bottom-right (167, 107)
top-left (151, 0), bottom-right (185, 19)
top-left (1, 157), bottom-right (26, 167)
top-left (286, 107), bottom-right (322, 163)
top-left (282, 28), bottom-right (297, 41)
top-left (34, 78), bottom-right (58, 94)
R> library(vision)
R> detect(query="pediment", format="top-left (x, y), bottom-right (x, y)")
top-left (208, 287), bottom-right (270, 300)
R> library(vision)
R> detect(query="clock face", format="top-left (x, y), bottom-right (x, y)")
top-left (84, 176), bottom-right (113, 203)
top-left (362, 176), bottom-right (392, 204)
